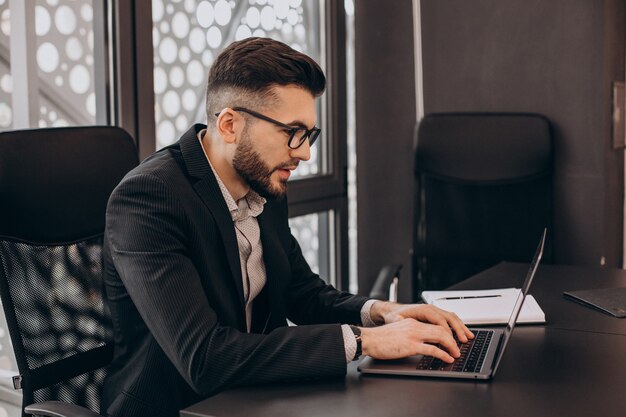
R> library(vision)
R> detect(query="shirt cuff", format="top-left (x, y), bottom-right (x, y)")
top-left (341, 324), bottom-right (357, 363)
top-left (360, 299), bottom-right (379, 327)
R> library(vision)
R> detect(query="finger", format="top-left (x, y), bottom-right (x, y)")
top-left (429, 306), bottom-right (473, 341)
top-left (437, 333), bottom-right (461, 358)
top-left (420, 343), bottom-right (455, 364)
top-left (432, 316), bottom-right (453, 336)
top-left (446, 313), bottom-right (473, 343)
top-left (421, 307), bottom-right (454, 336)
top-left (464, 325), bottom-right (475, 340)
top-left (421, 324), bottom-right (460, 358)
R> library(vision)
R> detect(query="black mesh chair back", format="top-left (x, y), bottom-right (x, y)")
top-left (0, 126), bottom-right (138, 416)
top-left (413, 113), bottom-right (553, 299)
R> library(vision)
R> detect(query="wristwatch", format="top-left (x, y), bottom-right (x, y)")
top-left (349, 325), bottom-right (362, 361)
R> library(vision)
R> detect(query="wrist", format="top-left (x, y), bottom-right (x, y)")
top-left (359, 326), bottom-right (373, 357)
top-left (349, 325), bottom-right (362, 360)
top-left (369, 301), bottom-right (398, 325)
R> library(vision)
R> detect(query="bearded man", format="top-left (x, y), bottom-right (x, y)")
top-left (102, 37), bottom-right (472, 417)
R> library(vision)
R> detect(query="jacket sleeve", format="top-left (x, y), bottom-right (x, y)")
top-left (106, 172), bottom-right (348, 396)
top-left (261, 199), bottom-right (372, 326)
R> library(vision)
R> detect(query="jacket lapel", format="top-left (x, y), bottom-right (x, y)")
top-left (178, 125), bottom-right (245, 312)
top-left (257, 209), bottom-right (290, 330)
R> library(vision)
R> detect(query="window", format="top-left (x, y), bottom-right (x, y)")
top-left (288, 211), bottom-right (333, 282)
top-left (0, 0), bottom-right (109, 129)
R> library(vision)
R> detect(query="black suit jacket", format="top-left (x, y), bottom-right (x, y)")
top-left (102, 124), bottom-right (369, 417)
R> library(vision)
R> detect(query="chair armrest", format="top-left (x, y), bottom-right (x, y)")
top-left (369, 264), bottom-right (402, 301)
top-left (25, 401), bottom-right (102, 417)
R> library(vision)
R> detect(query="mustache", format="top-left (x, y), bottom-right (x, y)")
top-left (273, 159), bottom-right (300, 171)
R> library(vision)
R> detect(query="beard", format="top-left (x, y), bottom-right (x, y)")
top-left (232, 127), bottom-right (297, 200)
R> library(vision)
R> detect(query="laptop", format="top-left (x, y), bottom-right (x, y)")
top-left (358, 229), bottom-right (546, 380)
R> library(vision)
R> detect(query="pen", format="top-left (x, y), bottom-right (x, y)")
top-left (437, 295), bottom-right (503, 300)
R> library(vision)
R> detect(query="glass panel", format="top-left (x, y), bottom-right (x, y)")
top-left (0, 0), bottom-right (12, 129)
top-left (288, 211), bottom-right (334, 285)
top-left (35, 0), bottom-right (99, 126)
top-left (152, 0), bottom-right (325, 177)
top-left (345, 0), bottom-right (357, 293)
top-left (0, 0), bottom-right (105, 129)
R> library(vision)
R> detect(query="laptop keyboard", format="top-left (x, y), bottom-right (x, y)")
top-left (416, 329), bottom-right (494, 373)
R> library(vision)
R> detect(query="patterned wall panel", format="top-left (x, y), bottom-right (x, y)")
top-left (0, 0), bottom-right (97, 129)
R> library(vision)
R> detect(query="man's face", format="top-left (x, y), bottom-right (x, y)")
top-left (232, 85), bottom-right (316, 199)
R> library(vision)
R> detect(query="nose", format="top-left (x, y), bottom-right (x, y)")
top-left (290, 139), bottom-right (311, 162)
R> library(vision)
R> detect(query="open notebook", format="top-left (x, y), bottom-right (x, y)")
top-left (421, 288), bottom-right (546, 325)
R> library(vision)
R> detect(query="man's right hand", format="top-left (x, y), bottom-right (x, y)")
top-left (359, 318), bottom-right (462, 363)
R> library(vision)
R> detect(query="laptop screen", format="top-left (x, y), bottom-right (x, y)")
top-left (492, 228), bottom-right (546, 376)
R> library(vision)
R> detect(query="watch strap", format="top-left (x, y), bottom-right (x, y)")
top-left (349, 325), bottom-right (362, 361)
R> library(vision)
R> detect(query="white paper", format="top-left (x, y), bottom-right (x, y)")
top-left (421, 288), bottom-right (545, 325)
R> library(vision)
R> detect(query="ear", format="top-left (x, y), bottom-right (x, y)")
top-left (214, 108), bottom-right (242, 144)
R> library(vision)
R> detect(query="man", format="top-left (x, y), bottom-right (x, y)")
top-left (102, 37), bottom-right (473, 417)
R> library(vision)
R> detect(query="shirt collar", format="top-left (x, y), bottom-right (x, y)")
top-left (197, 129), bottom-right (266, 221)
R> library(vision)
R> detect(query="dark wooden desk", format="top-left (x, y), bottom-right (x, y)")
top-left (181, 264), bottom-right (626, 417)
top-left (450, 262), bottom-right (626, 336)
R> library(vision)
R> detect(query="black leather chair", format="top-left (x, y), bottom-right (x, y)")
top-left (411, 112), bottom-right (553, 300)
top-left (0, 126), bottom-right (138, 417)
top-left (368, 264), bottom-right (402, 302)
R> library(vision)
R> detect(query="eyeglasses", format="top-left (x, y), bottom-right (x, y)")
top-left (214, 107), bottom-right (321, 149)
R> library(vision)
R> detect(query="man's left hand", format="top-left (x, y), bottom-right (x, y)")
top-left (370, 301), bottom-right (474, 343)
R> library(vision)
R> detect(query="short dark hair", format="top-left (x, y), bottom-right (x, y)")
top-left (205, 37), bottom-right (326, 120)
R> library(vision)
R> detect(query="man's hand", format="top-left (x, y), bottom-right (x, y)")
top-left (360, 301), bottom-right (475, 362)
top-left (371, 301), bottom-right (474, 343)
top-left (360, 319), bottom-right (462, 362)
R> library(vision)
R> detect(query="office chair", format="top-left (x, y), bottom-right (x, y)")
top-left (411, 112), bottom-right (553, 300)
top-left (368, 264), bottom-right (402, 302)
top-left (0, 126), bottom-right (138, 417)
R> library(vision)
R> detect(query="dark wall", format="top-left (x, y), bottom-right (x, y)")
top-left (421, 0), bottom-right (624, 268)
top-left (356, 0), bottom-right (624, 297)
top-left (355, 0), bottom-right (416, 301)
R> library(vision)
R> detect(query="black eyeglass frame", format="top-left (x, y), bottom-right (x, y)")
top-left (214, 107), bottom-right (321, 149)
